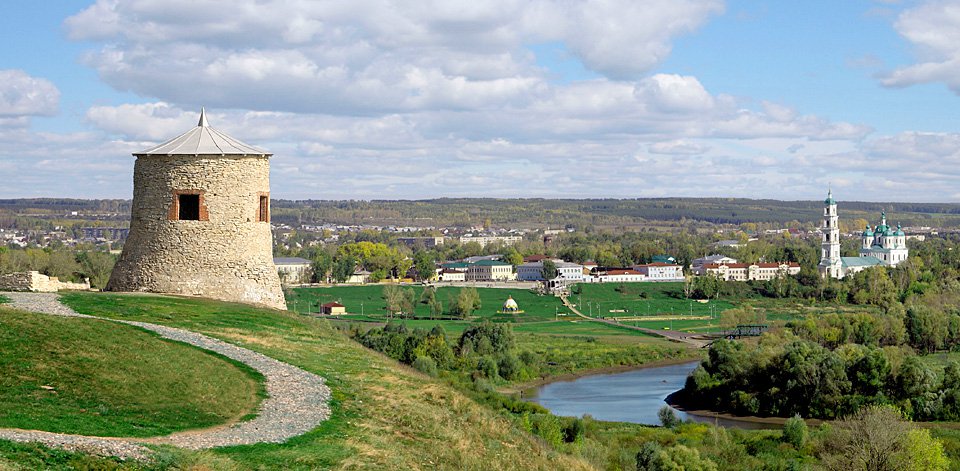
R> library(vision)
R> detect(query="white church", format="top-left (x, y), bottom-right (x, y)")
top-left (818, 190), bottom-right (908, 279)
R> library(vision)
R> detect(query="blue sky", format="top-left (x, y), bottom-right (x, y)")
top-left (1, 0), bottom-right (959, 202)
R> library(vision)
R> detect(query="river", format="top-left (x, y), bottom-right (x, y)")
top-left (528, 361), bottom-right (775, 429)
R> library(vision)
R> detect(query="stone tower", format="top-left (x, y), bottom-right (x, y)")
top-left (818, 189), bottom-right (842, 279)
top-left (106, 109), bottom-right (287, 310)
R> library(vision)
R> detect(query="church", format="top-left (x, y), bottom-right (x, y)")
top-left (818, 190), bottom-right (908, 279)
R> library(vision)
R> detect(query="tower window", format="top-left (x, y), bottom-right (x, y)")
top-left (179, 194), bottom-right (200, 220)
top-left (169, 190), bottom-right (208, 221)
top-left (257, 192), bottom-right (270, 222)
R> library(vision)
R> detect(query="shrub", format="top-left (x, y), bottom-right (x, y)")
top-left (658, 405), bottom-right (681, 428)
top-left (497, 353), bottom-right (521, 381)
top-left (477, 356), bottom-right (500, 379)
top-left (782, 414), bottom-right (808, 449)
top-left (531, 414), bottom-right (563, 448)
top-left (412, 356), bottom-right (438, 377)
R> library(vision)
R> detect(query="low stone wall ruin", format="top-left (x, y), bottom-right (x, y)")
top-left (0, 271), bottom-right (90, 293)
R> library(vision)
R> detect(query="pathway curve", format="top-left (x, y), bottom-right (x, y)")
top-left (0, 292), bottom-right (331, 461)
top-left (559, 294), bottom-right (710, 347)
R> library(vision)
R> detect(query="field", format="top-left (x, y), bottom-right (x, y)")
top-left (287, 284), bottom-right (573, 322)
top-left (38, 292), bottom-right (590, 470)
top-left (0, 306), bottom-right (261, 437)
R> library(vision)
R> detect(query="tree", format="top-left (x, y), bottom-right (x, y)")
top-left (413, 251), bottom-right (436, 281)
top-left (311, 251), bottom-right (333, 283)
top-left (452, 287), bottom-right (482, 319)
top-left (905, 306), bottom-right (949, 353)
top-left (77, 251), bottom-right (115, 289)
top-left (782, 414), bottom-right (808, 449)
top-left (820, 405), bottom-right (948, 471)
top-left (504, 249), bottom-right (524, 270)
top-left (657, 406), bottom-right (681, 428)
top-left (429, 298), bottom-right (443, 319)
top-left (636, 442), bottom-right (717, 471)
top-left (542, 259), bottom-right (558, 280)
top-left (332, 255), bottom-right (356, 283)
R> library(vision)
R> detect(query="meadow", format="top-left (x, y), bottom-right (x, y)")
top-left (44, 292), bottom-right (589, 470)
top-left (0, 306), bottom-right (262, 438)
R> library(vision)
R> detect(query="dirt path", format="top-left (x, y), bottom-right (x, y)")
top-left (559, 294), bottom-right (711, 347)
top-left (0, 292), bottom-right (331, 460)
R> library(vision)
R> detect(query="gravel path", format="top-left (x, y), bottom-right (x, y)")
top-left (0, 292), bottom-right (331, 461)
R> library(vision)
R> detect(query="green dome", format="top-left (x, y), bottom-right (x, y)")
top-left (824, 189), bottom-right (835, 205)
top-left (862, 225), bottom-right (874, 236)
top-left (895, 223), bottom-right (905, 236)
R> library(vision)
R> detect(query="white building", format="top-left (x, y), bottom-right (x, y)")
top-left (595, 269), bottom-right (647, 283)
top-left (859, 212), bottom-right (909, 266)
top-left (516, 260), bottom-right (584, 282)
top-left (438, 269), bottom-right (466, 282)
top-left (466, 260), bottom-right (516, 281)
top-left (692, 254), bottom-right (738, 268)
top-left (274, 257), bottom-right (313, 284)
top-left (633, 263), bottom-right (684, 281)
top-left (819, 190), bottom-right (908, 279)
top-left (696, 262), bottom-right (800, 281)
top-left (458, 235), bottom-right (523, 247)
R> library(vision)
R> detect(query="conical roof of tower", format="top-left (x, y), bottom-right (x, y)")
top-left (134, 108), bottom-right (270, 157)
top-left (824, 189), bottom-right (835, 205)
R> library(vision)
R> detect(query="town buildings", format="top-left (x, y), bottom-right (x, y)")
top-left (516, 259), bottom-right (584, 282)
top-left (695, 262), bottom-right (800, 281)
top-left (458, 235), bottom-right (522, 247)
top-left (633, 263), bottom-right (685, 281)
top-left (466, 260), bottom-right (516, 281)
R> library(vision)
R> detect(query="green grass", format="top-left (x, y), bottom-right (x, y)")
top-left (514, 333), bottom-right (693, 381)
top-left (0, 295), bottom-right (8, 304)
top-left (573, 282), bottom-right (734, 318)
top-left (512, 319), bottom-right (656, 336)
top-left (0, 306), bottom-right (262, 438)
top-left (288, 285), bottom-right (572, 322)
top-left (47, 292), bottom-right (590, 470)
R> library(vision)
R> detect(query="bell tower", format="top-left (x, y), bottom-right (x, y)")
top-left (818, 189), bottom-right (842, 279)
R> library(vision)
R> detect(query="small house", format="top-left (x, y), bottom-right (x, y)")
top-left (321, 302), bottom-right (346, 315)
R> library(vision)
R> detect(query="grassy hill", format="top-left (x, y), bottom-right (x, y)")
top-left (0, 293), bottom-right (590, 470)
top-left (0, 306), bottom-right (261, 438)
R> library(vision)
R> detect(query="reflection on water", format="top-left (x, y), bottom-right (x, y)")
top-left (528, 361), bottom-right (775, 429)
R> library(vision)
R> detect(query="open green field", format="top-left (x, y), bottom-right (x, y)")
top-left (0, 306), bottom-right (261, 438)
top-left (0, 294), bottom-right (8, 304)
top-left (573, 282), bottom-right (734, 318)
top-left (288, 284), bottom-right (573, 322)
top-left (43, 292), bottom-right (589, 470)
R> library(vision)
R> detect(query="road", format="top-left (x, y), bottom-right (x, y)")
top-left (558, 294), bottom-right (711, 348)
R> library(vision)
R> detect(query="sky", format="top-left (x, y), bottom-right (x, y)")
top-left (2, 1), bottom-right (960, 202)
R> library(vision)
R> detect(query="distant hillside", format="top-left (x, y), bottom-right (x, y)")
top-left (270, 198), bottom-right (960, 228)
top-left (3, 198), bottom-right (960, 229)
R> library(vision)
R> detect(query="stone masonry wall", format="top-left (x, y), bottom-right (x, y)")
top-left (106, 155), bottom-right (286, 310)
top-left (0, 271), bottom-right (91, 292)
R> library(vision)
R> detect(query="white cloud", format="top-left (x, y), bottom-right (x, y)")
top-left (882, 1), bottom-right (960, 92)
top-left (0, 70), bottom-right (60, 118)
top-left (64, 0), bottom-right (724, 113)
top-left (635, 74), bottom-right (716, 113)
top-left (648, 140), bottom-right (711, 155)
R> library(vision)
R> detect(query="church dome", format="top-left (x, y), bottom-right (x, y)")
top-left (895, 223), bottom-right (905, 236)
top-left (862, 225), bottom-right (874, 236)
top-left (824, 189), bottom-right (835, 205)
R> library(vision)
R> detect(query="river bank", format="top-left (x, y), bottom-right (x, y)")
top-left (499, 354), bottom-right (703, 397)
